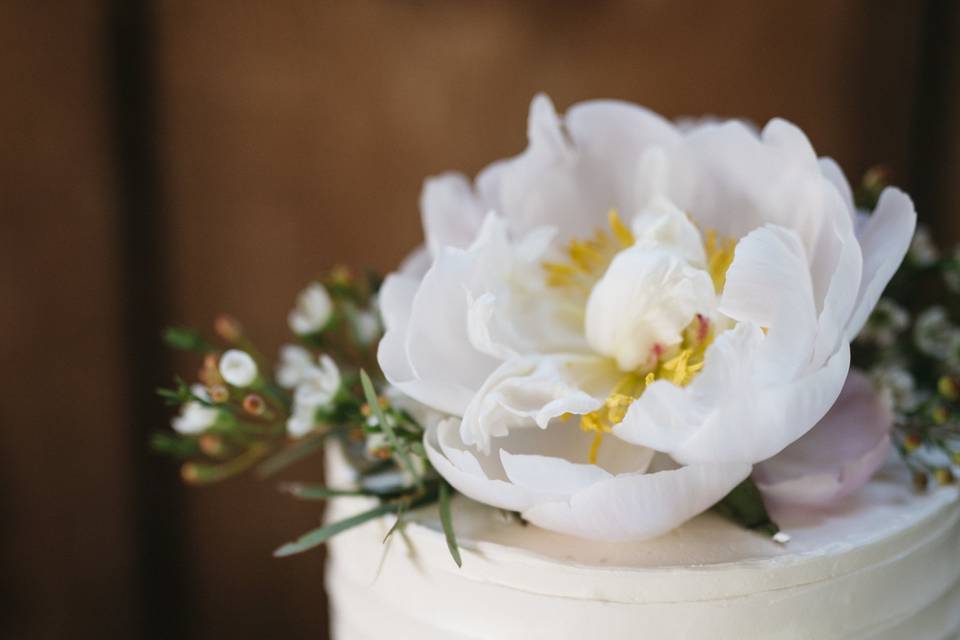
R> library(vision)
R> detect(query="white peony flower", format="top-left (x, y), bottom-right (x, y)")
top-left (288, 282), bottom-right (333, 335)
top-left (219, 349), bottom-right (258, 387)
top-left (379, 95), bottom-right (916, 541)
top-left (172, 385), bottom-right (219, 434)
top-left (286, 354), bottom-right (341, 438)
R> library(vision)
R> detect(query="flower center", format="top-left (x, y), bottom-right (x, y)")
top-left (544, 205), bottom-right (736, 464)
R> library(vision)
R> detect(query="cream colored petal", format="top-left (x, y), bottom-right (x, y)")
top-left (521, 462), bottom-right (751, 541)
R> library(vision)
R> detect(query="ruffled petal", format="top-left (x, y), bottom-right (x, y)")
top-left (845, 187), bottom-right (917, 339)
top-left (420, 172), bottom-right (487, 256)
top-left (520, 461), bottom-right (751, 541)
top-left (500, 450), bottom-right (612, 501)
top-left (377, 271), bottom-right (478, 415)
top-left (754, 369), bottom-right (893, 510)
top-left (616, 325), bottom-right (850, 465)
top-left (476, 94), bottom-right (680, 243)
top-left (424, 418), bottom-right (533, 512)
top-left (719, 225), bottom-right (817, 380)
top-left (459, 354), bottom-right (618, 452)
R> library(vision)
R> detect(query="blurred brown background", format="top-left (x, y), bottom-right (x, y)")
top-left (2, 1), bottom-right (959, 639)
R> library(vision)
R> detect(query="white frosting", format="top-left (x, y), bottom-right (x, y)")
top-left (323, 443), bottom-right (960, 639)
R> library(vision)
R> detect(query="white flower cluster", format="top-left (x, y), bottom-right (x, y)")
top-left (172, 385), bottom-right (219, 434)
top-left (288, 283), bottom-right (334, 335)
top-left (278, 345), bottom-right (342, 438)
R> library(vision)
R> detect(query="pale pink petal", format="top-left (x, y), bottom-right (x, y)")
top-left (754, 369), bottom-right (894, 511)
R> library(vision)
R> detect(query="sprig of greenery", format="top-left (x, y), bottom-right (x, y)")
top-left (155, 268), bottom-right (463, 567)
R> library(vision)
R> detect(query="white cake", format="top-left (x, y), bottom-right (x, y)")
top-left (324, 443), bottom-right (960, 640)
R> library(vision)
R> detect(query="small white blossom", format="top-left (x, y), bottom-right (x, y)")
top-left (914, 307), bottom-right (959, 359)
top-left (872, 366), bottom-right (918, 412)
top-left (286, 402), bottom-right (318, 439)
top-left (286, 354), bottom-right (342, 438)
top-left (172, 385), bottom-right (218, 434)
top-left (353, 309), bottom-right (381, 345)
top-left (219, 349), bottom-right (258, 387)
top-left (945, 247), bottom-right (960, 293)
top-left (858, 298), bottom-right (910, 347)
top-left (294, 355), bottom-right (341, 407)
top-left (365, 431), bottom-right (389, 456)
top-left (276, 344), bottom-right (313, 388)
top-left (288, 282), bottom-right (333, 335)
top-left (909, 226), bottom-right (939, 266)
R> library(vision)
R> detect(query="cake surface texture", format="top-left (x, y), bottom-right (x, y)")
top-left (324, 443), bottom-right (960, 640)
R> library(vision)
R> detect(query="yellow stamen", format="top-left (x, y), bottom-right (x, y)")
top-left (608, 209), bottom-right (635, 247)
top-left (588, 431), bottom-right (604, 465)
top-left (546, 211), bottom-right (739, 464)
top-left (705, 229), bottom-right (737, 293)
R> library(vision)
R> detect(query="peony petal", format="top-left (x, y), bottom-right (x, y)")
top-left (378, 272), bottom-right (477, 415)
top-left (500, 450), bottom-right (612, 501)
top-left (420, 172), bottom-right (487, 256)
top-left (459, 355), bottom-right (617, 452)
top-left (754, 369), bottom-right (894, 510)
top-left (586, 244), bottom-right (716, 371)
top-left (845, 187), bottom-right (917, 339)
top-left (477, 95), bottom-right (680, 243)
top-left (818, 157), bottom-right (855, 213)
top-left (616, 325), bottom-right (851, 465)
top-left (424, 418), bottom-right (534, 512)
top-left (630, 195), bottom-right (708, 268)
top-left (719, 225), bottom-right (817, 380)
top-left (520, 462), bottom-right (751, 541)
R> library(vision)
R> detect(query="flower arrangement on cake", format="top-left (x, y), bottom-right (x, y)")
top-left (156, 96), bottom-right (959, 576)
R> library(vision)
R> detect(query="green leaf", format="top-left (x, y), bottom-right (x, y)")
top-left (438, 481), bottom-right (462, 567)
top-left (256, 435), bottom-right (325, 478)
top-left (151, 431), bottom-right (201, 458)
top-left (712, 477), bottom-right (781, 539)
top-left (279, 483), bottom-right (380, 500)
top-left (359, 370), bottom-right (421, 489)
top-left (163, 326), bottom-right (211, 352)
top-left (273, 501), bottom-right (398, 557)
top-left (382, 502), bottom-right (407, 543)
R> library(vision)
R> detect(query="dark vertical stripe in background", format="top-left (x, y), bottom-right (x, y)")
top-left (911, 0), bottom-right (960, 228)
top-left (108, 1), bottom-right (186, 638)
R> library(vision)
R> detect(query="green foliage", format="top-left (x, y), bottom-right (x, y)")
top-left (712, 478), bottom-right (780, 539)
top-left (438, 480), bottom-right (462, 567)
top-left (162, 326), bottom-right (211, 352)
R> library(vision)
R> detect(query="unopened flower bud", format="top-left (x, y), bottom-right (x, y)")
top-left (935, 468), bottom-right (955, 485)
top-left (903, 433), bottom-right (923, 452)
top-left (219, 349), bottom-right (258, 387)
top-left (243, 393), bottom-right (266, 416)
top-left (939, 375), bottom-right (959, 400)
top-left (214, 314), bottom-right (243, 343)
top-left (181, 463), bottom-right (201, 484)
top-left (932, 405), bottom-right (950, 425)
top-left (200, 433), bottom-right (225, 457)
top-left (199, 353), bottom-right (223, 386)
top-left (207, 384), bottom-right (229, 404)
top-left (331, 265), bottom-right (352, 285)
